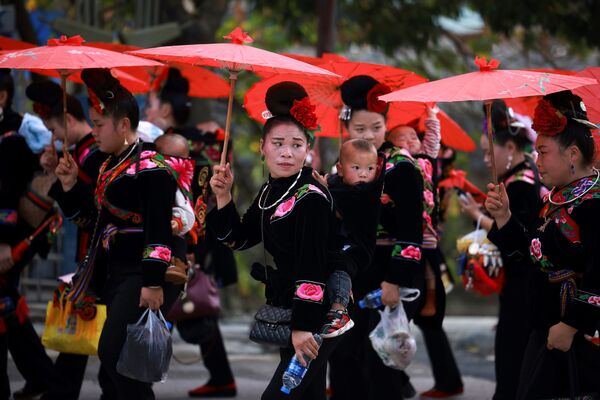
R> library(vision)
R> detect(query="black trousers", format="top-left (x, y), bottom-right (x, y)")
top-left (413, 249), bottom-right (463, 392)
top-left (261, 335), bottom-right (342, 400)
top-left (177, 317), bottom-right (235, 385)
top-left (516, 330), bottom-right (600, 399)
top-left (2, 315), bottom-right (56, 400)
top-left (98, 275), bottom-right (180, 400)
top-left (493, 271), bottom-right (532, 400)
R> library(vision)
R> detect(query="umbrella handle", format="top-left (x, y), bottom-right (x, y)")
top-left (220, 71), bottom-right (238, 166)
top-left (60, 71), bottom-right (73, 165)
top-left (485, 101), bottom-right (498, 184)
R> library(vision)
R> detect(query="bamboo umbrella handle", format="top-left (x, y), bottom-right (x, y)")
top-left (59, 71), bottom-right (73, 164)
top-left (485, 101), bottom-right (498, 184)
top-left (220, 71), bottom-right (238, 166)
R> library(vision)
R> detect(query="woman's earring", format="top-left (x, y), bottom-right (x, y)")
top-left (124, 136), bottom-right (129, 146)
top-left (571, 163), bottom-right (575, 175)
top-left (506, 154), bottom-right (513, 171)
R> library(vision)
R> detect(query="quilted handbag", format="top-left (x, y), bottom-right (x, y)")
top-left (249, 304), bottom-right (292, 348)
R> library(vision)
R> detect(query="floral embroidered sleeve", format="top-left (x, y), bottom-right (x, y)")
top-left (137, 167), bottom-right (177, 287)
top-left (384, 161), bottom-right (424, 287)
top-left (562, 201), bottom-right (600, 331)
top-left (422, 116), bottom-right (441, 159)
top-left (206, 194), bottom-right (262, 251)
top-left (291, 192), bottom-right (331, 332)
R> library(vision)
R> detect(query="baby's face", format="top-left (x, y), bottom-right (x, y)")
top-left (338, 148), bottom-right (378, 185)
top-left (389, 126), bottom-right (421, 155)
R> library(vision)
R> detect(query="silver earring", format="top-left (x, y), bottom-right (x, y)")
top-left (506, 154), bottom-right (513, 171)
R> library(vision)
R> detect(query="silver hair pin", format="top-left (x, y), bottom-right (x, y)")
top-left (339, 106), bottom-right (352, 121)
top-left (261, 110), bottom-right (273, 120)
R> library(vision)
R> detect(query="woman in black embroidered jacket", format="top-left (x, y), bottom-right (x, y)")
top-left (208, 82), bottom-right (339, 400)
top-left (486, 91), bottom-right (600, 399)
top-left (54, 69), bottom-right (186, 399)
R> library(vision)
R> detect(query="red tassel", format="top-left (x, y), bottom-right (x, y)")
top-left (11, 240), bottom-right (30, 264)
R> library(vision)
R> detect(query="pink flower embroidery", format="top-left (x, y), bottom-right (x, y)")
top-left (530, 238), bottom-right (543, 260)
top-left (296, 283), bottom-right (324, 302)
top-left (567, 206), bottom-right (574, 214)
top-left (273, 196), bottom-right (296, 218)
top-left (385, 162), bottom-right (395, 171)
top-left (401, 246), bottom-right (421, 261)
top-left (205, 146), bottom-right (221, 163)
top-left (381, 193), bottom-right (391, 205)
top-left (423, 190), bottom-right (435, 208)
top-left (141, 150), bottom-right (157, 158)
top-left (417, 158), bottom-right (433, 183)
top-left (148, 246), bottom-right (171, 262)
top-left (308, 184), bottom-right (326, 197)
top-left (423, 210), bottom-right (432, 226)
top-left (588, 296), bottom-right (600, 305)
top-left (166, 157), bottom-right (194, 191)
top-left (126, 159), bottom-right (157, 174)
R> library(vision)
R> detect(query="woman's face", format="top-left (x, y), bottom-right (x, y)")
top-left (480, 135), bottom-right (515, 177)
top-left (261, 122), bottom-right (309, 179)
top-left (535, 135), bottom-right (576, 187)
top-left (90, 108), bottom-right (124, 154)
top-left (43, 116), bottom-right (65, 141)
top-left (144, 91), bottom-right (166, 127)
top-left (347, 110), bottom-right (386, 149)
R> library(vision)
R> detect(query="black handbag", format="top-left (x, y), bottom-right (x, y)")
top-left (248, 204), bottom-right (293, 347)
top-left (249, 304), bottom-right (292, 347)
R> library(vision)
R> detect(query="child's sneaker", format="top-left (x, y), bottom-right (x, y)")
top-left (320, 309), bottom-right (354, 338)
top-left (165, 257), bottom-right (189, 285)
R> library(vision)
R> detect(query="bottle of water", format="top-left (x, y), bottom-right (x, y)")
top-left (280, 334), bottom-right (323, 395)
top-left (358, 288), bottom-right (383, 309)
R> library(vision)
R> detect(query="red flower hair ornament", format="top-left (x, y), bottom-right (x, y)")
top-left (532, 99), bottom-right (567, 136)
top-left (367, 83), bottom-right (391, 114)
top-left (290, 97), bottom-right (319, 139)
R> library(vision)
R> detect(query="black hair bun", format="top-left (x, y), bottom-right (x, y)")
top-left (25, 80), bottom-right (62, 107)
top-left (544, 90), bottom-right (589, 121)
top-left (340, 75), bottom-right (379, 110)
top-left (81, 68), bottom-right (123, 101)
top-left (265, 81), bottom-right (308, 116)
top-left (162, 68), bottom-right (189, 96)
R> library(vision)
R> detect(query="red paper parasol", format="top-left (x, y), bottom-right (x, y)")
top-left (380, 57), bottom-right (598, 182)
top-left (0, 35), bottom-right (162, 154)
top-left (0, 35), bottom-right (151, 93)
top-left (244, 60), bottom-right (427, 141)
top-left (87, 42), bottom-right (230, 98)
top-left (130, 27), bottom-right (341, 165)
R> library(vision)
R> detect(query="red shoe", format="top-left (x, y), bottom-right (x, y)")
top-left (420, 387), bottom-right (464, 398)
top-left (188, 383), bottom-right (237, 398)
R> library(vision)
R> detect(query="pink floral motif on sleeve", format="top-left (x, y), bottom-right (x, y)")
top-left (126, 159), bottom-right (158, 175)
top-left (307, 184), bottom-right (326, 198)
top-left (589, 296), bottom-right (600, 305)
top-left (165, 157), bottom-right (194, 191)
top-left (530, 238), bottom-right (542, 260)
top-left (143, 245), bottom-right (172, 262)
top-left (417, 158), bottom-right (433, 183)
top-left (423, 210), bottom-right (432, 226)
top-left (140, 150), bottom-right (157, 158)
top-left (423, 190), bottom-right (435, 208)
top-left (295, 282), bottom-right (324, 303)
top-left (273, 196), bottom-right (296, 219)
top-left (385, 162), bottom-right (395, 171)
top-left (401, 245), bottom-right (421, 261)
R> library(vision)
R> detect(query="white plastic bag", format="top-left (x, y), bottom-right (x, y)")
top-left (369, 293), bottom-right (417, 370)
top-left (116, 309), bottom-right (173, 383)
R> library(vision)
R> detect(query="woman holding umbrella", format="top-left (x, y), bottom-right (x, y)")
top-left (459, 100), bottom-right (543, 400)
top-left (208, 81), bottom-right (340, 399)
top-left (53, 68), bottom-right (185, 399)
top-left (485, 91), bottom-right (600, 398)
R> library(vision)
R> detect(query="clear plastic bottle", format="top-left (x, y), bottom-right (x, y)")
top-left (280, 334), bottom-right (323, 395)
top-left (358, 288), bottom-right (383, 309)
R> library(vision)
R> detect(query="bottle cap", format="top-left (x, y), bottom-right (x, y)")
top-left (358, 299), bottom-right (367, 309)
top-left (280, 386), bottom-right (291, 394)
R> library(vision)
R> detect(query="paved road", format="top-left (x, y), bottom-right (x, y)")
top-left (7, 316), bottom-right (498, 399)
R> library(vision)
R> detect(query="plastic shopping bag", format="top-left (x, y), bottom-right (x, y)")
top-left (369, 302), bottom-right (417, 370)
top-left (116, 309), bottom-right (173, 383)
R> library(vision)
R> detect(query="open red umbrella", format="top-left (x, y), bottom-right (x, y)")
top-left (87, 42), bottom-right (230, 98)
top-left (129, 27), bottom-right (340, 165)
top-left (0, 35), bottom-right (151, 93)
top-left (254, 52), bottom-right (348, 79)
top-left (387, 107), bottom-right (476, 152)
top-left (380, 57), bottom-right (598, 182)
top-left (244, 60), bottom-right (427, 141)
top-left (0, 35), bottom-right (162, 153)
